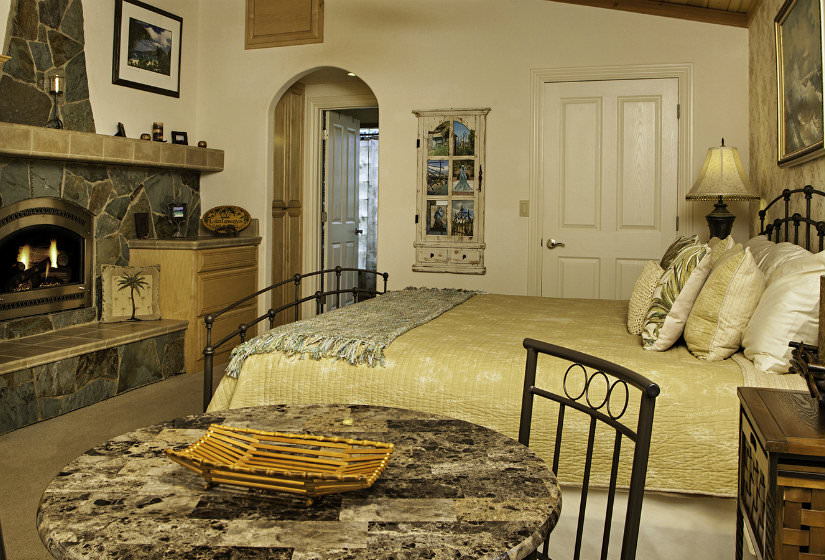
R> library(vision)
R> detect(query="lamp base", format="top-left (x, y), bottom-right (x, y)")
top-left (705, 195), bottom-right (735, 239)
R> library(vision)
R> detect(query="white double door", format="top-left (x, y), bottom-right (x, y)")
top-left (541, 78), bottom-right (679, 299)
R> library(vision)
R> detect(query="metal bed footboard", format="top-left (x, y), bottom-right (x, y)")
top-left (201, 267), bottom-right (389, 410)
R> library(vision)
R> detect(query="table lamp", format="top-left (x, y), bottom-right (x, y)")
top-left (686, 138), bottom-right (759, 239)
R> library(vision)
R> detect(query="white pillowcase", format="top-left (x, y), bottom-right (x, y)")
top-left (758, 242), bottom-right (812, 281)
top-left (742, 251), bottom-right (825, 373)
top-left (744, 235), bottom-right (775, 268)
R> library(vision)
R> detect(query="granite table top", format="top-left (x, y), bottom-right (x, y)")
top-left (37, 404), bottom-right (562, 559)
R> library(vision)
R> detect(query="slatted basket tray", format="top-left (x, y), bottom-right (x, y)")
top-left (166, 424), bottom-right (394, 500)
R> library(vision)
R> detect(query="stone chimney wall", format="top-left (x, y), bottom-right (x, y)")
top-left (0, 0), bottom-right (95, 132)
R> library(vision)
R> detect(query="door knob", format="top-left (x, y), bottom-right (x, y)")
top-left (354, 229), bottom-right (363, 235)
top-left (546, 238), bottom-right (566, 249)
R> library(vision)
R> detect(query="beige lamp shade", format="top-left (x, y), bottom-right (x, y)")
top-left (687, 142), bottom-right (759, 201)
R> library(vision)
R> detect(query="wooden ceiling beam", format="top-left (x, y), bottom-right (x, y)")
top-left (547, 0), bottom-right (750, 27)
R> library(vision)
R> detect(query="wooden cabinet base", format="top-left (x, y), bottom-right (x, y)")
top-left (130, 240), bottom-right (260, 374)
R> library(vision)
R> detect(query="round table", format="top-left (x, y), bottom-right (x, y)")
top-left (38, 404), bottom-right (561, 559)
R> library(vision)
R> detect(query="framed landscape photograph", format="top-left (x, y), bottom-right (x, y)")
top-left (774, 0), bottom-right (824, 167)
top-left (112, 0), bottom-right (182, 97)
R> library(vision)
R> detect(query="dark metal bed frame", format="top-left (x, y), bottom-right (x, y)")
top-left (201, 267), bottom-right (388, 410)
top-left (758, 185), bottom-right (825, 250)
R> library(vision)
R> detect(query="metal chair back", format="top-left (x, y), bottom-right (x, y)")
top-left (519, 338), bottom-right (660, 560)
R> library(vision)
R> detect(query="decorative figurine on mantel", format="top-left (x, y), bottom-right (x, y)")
top-left (115, 122), bottom-right (126, 137)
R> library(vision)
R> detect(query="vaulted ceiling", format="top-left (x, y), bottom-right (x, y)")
top-left (550, 0), bottom-right (755, 27)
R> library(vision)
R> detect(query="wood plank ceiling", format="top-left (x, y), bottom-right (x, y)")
top-left (549, 0), bottom-right (757, 27)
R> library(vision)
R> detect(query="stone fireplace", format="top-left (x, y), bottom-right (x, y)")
top-left (0, 197), bottom-right (93, 320)
top-left (0, 122), bottom-right (225, 434)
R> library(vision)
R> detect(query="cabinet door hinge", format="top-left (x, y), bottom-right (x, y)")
top-left (676, 104), bottom-right (681, 119)
top-left (676, 216), bottom-right (680, 231)
top-left (321, 211), bottom-right (328, 222)
top-left (416, 138), bottom-right (421, 149)
top-left (478, 165), bottom-right (483, 192)
top-left (415, 214), bottom-right (419, 224)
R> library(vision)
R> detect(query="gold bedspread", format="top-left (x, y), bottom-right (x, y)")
top-left (209, 294), bottom-right (745, 496)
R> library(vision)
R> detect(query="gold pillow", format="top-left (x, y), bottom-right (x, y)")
top-left (684, 246), bottom-right (765, 361)
top-left (627, 261), bottom-right (663, 335)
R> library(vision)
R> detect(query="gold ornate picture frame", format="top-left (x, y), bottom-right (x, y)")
top-left (774, 0), bottom-right (824, 167)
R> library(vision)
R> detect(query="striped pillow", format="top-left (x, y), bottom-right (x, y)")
top-left (642, 244), bottom-right (712, 351)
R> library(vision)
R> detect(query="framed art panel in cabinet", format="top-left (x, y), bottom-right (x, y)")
top-left (412, 108), bottom-right (489, 274)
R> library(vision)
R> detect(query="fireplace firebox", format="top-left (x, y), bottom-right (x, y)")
top-left (0, 198), bottom-right (93, 320)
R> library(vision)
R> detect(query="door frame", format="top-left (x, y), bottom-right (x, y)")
top-left (527, 64), bottom-right (695, 296)
top-left (302, 93), bottom-right (378, 300)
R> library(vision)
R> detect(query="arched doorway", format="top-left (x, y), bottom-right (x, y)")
top-left (271, 67), bottom-right (379, 323)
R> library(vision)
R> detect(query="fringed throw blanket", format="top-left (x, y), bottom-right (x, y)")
top-left (224, 288), bottom-right (476, 378)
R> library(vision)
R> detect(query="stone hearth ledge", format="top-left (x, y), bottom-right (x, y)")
top-left (0, 122), bottom-right (224, 172)
top-left (0, 319), bottom-right (188, 376)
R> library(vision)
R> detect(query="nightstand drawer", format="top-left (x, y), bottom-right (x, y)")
top-left (198, 246), bottom-right (257, 273)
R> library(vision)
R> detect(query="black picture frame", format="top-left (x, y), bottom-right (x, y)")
top-left (171, 131), bottom-right (188, 145)
top-left (112, 0), bottom-right (183, 98)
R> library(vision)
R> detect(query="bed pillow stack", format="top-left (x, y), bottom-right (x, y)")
top-left (742, 248), bottom-right (825, 373)
top-left (684, 245), bottom-right (765, 361)
top-left (642, 239), bottom-right (712, 351)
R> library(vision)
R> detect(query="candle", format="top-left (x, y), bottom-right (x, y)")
top-left (48, 74), bottom-right (65, 95)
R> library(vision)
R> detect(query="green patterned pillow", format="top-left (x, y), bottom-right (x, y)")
top-left (660, 235), bottom-right (699, 269)
top-left (642, 243), bottom-right (712, 351)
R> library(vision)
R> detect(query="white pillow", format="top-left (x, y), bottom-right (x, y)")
top-left (758, 242), bottom-right (812, 282)
top-left (744, 235), bottom-right (775, 269)
top-left (742, 251), bottom-right (825, 373)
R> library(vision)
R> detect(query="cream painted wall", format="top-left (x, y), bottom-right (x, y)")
top-left (83, 0), bottom-right (200, 138)
top-left (195, 0), bottom-right (749, 296)
top-left (0, 0), bottom-right (10, 50)
top-left (749, 0), bottom-right (824, 224)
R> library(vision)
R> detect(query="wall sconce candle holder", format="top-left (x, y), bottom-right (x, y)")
top-left (45, 73), bottom-right (65, 129)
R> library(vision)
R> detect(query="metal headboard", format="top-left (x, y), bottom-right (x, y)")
top-left (758, 185), bottom-right (825, 251)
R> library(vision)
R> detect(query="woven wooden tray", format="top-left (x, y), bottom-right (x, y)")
top-left (166, 424), bottom-right (394, 501)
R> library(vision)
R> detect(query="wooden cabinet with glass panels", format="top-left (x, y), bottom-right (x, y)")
top-left (412, 108), bottom-right (489, 274)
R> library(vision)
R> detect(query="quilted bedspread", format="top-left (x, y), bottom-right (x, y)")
top-left (208, 293), bottom-right (797, 497)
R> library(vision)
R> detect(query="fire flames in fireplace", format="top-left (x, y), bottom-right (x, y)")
top-left (2, 226), bottom-right (82, 296)
top-left (12, 239), bottom-right (71, 291)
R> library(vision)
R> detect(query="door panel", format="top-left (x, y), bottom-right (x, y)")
top-left (324, 111), bottom-right (360, 308)
top-left (558, 257), bottom-right (600, 299)
top-left (542, 78), bottom-right (678, 300)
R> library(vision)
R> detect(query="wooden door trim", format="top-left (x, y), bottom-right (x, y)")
top-left (527, 64), bottom-right (694, 296)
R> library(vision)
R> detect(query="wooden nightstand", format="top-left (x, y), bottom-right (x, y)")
top-left (737, 387), bottom-right (825, 560)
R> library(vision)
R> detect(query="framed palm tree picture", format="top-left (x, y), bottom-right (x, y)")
top-left (101, 264), bottom-right (161, 322)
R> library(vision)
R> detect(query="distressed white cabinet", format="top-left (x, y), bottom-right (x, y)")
top-left (412, 109), bottom-right (489, 274)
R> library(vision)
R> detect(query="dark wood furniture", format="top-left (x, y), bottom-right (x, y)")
top-left (519, 338), bottom-right (660, 560)
top-left (38, 403), bottom-right (561, 559)
top-left (737, 387), bottom-right (825, 560)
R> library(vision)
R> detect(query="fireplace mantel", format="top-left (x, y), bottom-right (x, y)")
top-left (0, 122), bottom-right (224, 172)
